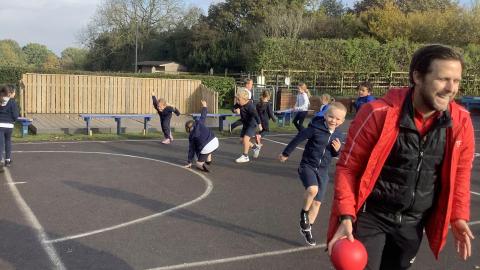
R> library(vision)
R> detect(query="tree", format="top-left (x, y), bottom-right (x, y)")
top-left (60, 47), bottom-right (88, 70)
top-left (353, 0), bottom-right (387, 14)
top-left (396, 0), bottom-right (458, 13)
top-left (319, 0), bottom-right (345, 17)
top-left (22, 43), bottom-right (58, 68)
top-left (81, 0), bottom-right (194, 71)
top-left (0, 39), bottom-right (26, 66)
top-left (178, 6), bottom-right (203, 29)
top-left (262, 2), bottom-right (307, 38)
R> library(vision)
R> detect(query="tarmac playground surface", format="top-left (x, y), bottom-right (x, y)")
top-left (0, 117), bottom-right (479, 270)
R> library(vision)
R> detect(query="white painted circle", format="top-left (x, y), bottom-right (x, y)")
top-left (13, 150), bottom-right (213, 243)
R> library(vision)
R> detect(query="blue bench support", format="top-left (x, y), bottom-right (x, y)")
top-left (274, 110), bottom-right (293, 127)
top-left (190, 113), bottom-right (239, 132)
top-left (461, 96), bottom-right (480, 111)
top-left (79, 114), bottom-right (153, 135)
top-left (17, 117), bottom-right (33, 137)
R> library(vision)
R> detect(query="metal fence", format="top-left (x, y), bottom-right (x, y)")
top-left (231, 70), bottom-right (480, 97)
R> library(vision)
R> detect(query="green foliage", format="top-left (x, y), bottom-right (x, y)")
top-left (61, 48), bottom-right (88, 70)
top-left (22, 43), bottom-right (59, 69)
top-left (0, 66), bottom-right (28, 84)
top-left (0, 40), bottom-right (26, 66)
top-left (252, 37), bottom-right (480, 73)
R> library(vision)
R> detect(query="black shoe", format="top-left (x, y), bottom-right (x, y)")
top-left (205, 161), bottom-right (212, 165)
top-left (5, 160), bottom-right (11, 167)
top-left (300, 210), bottom-right (310, 230)
top-left (300, 226), bottom-right (316, 246)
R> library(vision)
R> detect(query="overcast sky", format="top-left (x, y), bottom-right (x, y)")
top-left (0, 0), bottom-right (473, 56)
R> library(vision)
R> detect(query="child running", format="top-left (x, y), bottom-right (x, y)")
top-left (184, 100), bottom-right (219, 172)
top-left (255, 90), bottom-right (276, 148)
top-left (152, 93), bottom-right (180, 144)
top-left (292, 82), bottom-right (311, 131)
top-left (0, 85), bottom-right (19, 171)
top-left (279, 102), bottom-right (347, 246)
top-left (235, 88), bottom-right (262, 163)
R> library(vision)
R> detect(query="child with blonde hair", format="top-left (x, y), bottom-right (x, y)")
top-left (235, 89), bottom-right (262, 163)
top-left (293, 82), bottom-right (311, 131)
top-left (152, 93), bottom-right (181, 144)
top-left (279, 102), bottom-right (347, 245)
top-left (315, 93), bottom-right (334, 117)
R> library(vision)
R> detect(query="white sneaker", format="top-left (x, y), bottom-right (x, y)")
top-left (235, 155), bottom-right (250, 163)
top-left (252, 145), bottom-right (261, 158)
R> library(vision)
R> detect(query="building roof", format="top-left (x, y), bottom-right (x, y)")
top-left (136, 61), bottom-right (178, 66)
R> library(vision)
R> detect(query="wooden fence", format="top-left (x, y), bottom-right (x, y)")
top-left (20, 73), bottom-right (218, 116)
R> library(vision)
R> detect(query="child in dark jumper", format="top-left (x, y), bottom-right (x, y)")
top-left (152, 93), bottom-right (180, 144)
top-left (0, 85), bottom-right (19, 170)
top-left (235, 88), bottom-right (262, 163)
top-left (279, 102), bottom-right (347, 246)
top-left (184, 100), bottom-right (219, 172)
top-left (254, 90), bottom-right (276, 151)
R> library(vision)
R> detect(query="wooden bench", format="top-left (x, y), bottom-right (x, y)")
top-left (461, 96), bottom-right (480, 111)
top-left (17, 117), bottom-right (33, 137)
top-left (79, 114), bottom-right (153, 135)
top-left (190, 113), bottom-right (239, 132)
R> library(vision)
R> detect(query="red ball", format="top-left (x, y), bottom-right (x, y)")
top-left (330, 238), bottom-right (368, 270)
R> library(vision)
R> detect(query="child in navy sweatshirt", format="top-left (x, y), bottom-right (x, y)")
top-left (0, 85), bottom-right (19, 170)
top-left (152, 93), bottom-right (180, 144)
top-left (184, 100), bottom-right (219, 172)
top-left (235, 88), bottom-right (262, 163)
top-left (279, 102), bottom-right (347, 246)
top-left (255, 90), bottom-right (276, 148)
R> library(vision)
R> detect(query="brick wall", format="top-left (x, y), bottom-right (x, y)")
top-left (276, 89), bottom-right (356, 113)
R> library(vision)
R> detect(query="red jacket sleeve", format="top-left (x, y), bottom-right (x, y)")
top-left (450, 114), bottom-right (474, 221)
top-left (334, 103), bottom-right (386, 218)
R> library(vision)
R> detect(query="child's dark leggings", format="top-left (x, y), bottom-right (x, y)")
top-left (160, 119), bottom-right (171, 139)
top-left (293, 111), bottom-right (308, 131)
top-left (230, 119), bottom-right (243, 131)
top-left (0, 128), bottom-right (13, 161)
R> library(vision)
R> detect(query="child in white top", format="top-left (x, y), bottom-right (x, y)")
top-left (293, 82), bottom-right (311, 131)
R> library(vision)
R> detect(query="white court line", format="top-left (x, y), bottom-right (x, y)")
top-left (145, 245), bottom-right (325, 270)
top-left (4, 168), bottom-right (66, 270)
top-left (149, 218), bottom-right (480, 270)
top-left (12, 151), bottom-right (213, 244)
top-left (471, 191), bottom-right (480, 196)
top-left (13, 134), bottom-right (296, 145)
top-left (262, 138), bottom-right (304, 151)
top-left (7, 181), bottom-right (27, 185)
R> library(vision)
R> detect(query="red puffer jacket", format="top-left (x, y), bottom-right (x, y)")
top-left (327, 87), bottom-right (474, 258)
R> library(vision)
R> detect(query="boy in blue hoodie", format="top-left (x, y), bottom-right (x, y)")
top-left (184, 100), bottom-right (219, 172)
top-left (354, 81), bottom-right (376, 112)
top-left (279, 102), bottom-right (347, 246)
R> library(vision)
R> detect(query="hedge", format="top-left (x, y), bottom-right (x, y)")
top-left (250, 38), bottom-right (480, 73)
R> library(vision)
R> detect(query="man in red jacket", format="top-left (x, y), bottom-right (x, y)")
top-left (327, 44), bottom-right (475, 270)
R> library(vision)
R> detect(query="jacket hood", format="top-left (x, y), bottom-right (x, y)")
top-left (308, 116), bottom-right (329, 131)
